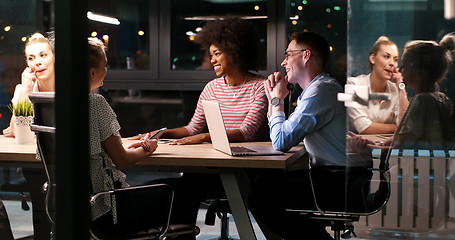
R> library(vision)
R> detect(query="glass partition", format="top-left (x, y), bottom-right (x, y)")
top-left (344, 0), bottom-right (455, 238)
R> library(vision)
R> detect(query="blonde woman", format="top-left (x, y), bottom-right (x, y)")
top-left (3, 32), bottom-right (55, 136)
top-left (347, 36), bottom-right (408, 134)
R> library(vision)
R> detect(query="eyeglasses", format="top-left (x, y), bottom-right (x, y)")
top-left (284, 49), bottom-right (308, 59)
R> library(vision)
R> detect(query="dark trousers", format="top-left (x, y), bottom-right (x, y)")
top-left (23, 168), bottom-right (52, 240)
top-left (0, 199), bottom-right (14, 240)
top-left (248, 167), bottom-right (372, 240)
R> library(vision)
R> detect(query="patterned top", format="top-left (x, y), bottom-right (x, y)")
top-left (88, 93), bottom-right (128, 222)
top-left (184, 75), bottom-right (268, 141)
top-left (393, 92), bottom-right (455, 149)
top-left (347, 74), bottom-right (401, 133)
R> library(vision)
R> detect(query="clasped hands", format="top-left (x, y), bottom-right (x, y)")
top-left (264, 71), bottom-right (289, 102)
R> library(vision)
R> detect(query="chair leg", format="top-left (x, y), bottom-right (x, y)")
top-left (341, 224), bottom-right (355, 239)
top-left (207, 211), bottom-right (239, 240)
top-left (219, 212), bottom-right (230, 240)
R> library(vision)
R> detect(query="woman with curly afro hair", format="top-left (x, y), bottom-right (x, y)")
top-left (132, 17), bottom-right (268, 145)
top-left (127, 18), bottom-right (269, 236)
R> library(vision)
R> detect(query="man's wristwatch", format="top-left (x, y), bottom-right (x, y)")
top-left (270, 97), bottom-right (284, 107)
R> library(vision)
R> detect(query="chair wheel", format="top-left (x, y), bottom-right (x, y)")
top-left (341, 225), bottom-right (356, 239)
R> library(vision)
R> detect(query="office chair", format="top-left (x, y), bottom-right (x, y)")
top-left (204, 198), bottom-right (239, 240)
top-left (29, 92), bottom-right (200, 240)
top-left (28, 92), bottom-right (57, 230)
top-left (286, 156), bottom-right (390, 240)
top-left (90, 184), bottom-right (200, 240)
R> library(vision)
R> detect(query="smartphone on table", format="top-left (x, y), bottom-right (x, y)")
top-left (149, 127), bottom-right (167, 140)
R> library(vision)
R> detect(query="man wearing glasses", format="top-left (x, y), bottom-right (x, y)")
top-left (249, 32), bottom-right (346, 240)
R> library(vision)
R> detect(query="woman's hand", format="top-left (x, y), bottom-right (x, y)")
top-left (127, 132), bottom-right (158, 156)
top-left (169, 133), bottom-right (209, 145)
top-left (390, 68), bottom-right (404, 89)
top-left (21, 67), bottom-right (37, 91)
top-left (140, 139), bottom-right (158, 155)
top-left (2, 126), bottom-right (14, 137)
top-left (347, 131), bottom-right (375, 154)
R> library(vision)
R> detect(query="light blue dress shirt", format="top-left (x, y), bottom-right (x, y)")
top-left (269, 73), bottom-right (346, 166)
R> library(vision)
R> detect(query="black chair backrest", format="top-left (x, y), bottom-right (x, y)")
top-left (29, 92), bottom-right (55, 168)
top-left (29, 92), bottom-right (56, 224)
top-left (29, 92), bottom-right (55, 153)
top-left (29, 92), bottom-right (55, 128)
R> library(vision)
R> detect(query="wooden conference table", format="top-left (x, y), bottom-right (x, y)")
top-left (0, 135), bottom-right (307, 239)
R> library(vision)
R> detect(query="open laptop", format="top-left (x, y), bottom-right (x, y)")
top-left (202, 100), bottom-right (283, 156)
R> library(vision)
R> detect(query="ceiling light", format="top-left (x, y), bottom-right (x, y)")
top-left (87, 11), bottom-right (120, 25)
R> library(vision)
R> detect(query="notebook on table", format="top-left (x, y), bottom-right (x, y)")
top-left (201, 100), bottom-right (283, 156)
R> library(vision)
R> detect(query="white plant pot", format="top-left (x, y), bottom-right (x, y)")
top-left (14, 116), bottom-right (35, 145)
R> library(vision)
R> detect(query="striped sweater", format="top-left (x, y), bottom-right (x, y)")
top-left (185, 75), bottom-right (268, 141)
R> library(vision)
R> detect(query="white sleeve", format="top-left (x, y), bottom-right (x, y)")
top-left (11, 84), bottom-right (22, 105)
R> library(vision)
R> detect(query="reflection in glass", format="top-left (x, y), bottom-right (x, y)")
top-left (170, 0), bottom-right (267, 71)
top-left (88, 0), bottom-right (149, 70)
top-left (345, 0), bottom-right (455, 238)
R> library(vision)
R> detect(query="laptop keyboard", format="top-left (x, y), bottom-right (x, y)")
top-left (231, 146), bottom-right (257, 153)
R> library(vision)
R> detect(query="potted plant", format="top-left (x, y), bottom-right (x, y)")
top-left (8, 100), bottom-right (34, 144)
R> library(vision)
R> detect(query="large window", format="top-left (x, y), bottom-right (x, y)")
top-left (0, 0), bottom-right (38, 104)
top-left (286, 0), bottom-right (347, 83)
top-left (169, 0), bottom-right (268, 71)
top-left (101, 0), bottom-right (276, 90)
top-left (88, 0), bottom-right (150, 70)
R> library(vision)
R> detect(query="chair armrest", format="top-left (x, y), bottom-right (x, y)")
top-left (306, 167), bottom-right (390, 216)
top-left (30, 124), bottom-right (55, 134)
top-left (90, 183), bottom-right (175, 238)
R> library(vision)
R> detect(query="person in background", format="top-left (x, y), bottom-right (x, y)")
top-left (248, 31), bottom-right (353, 240)
top-left (130, 17), bottom-right (268, 145)
top-left (380, 33), bottom-right (455, 149)
top-left (87, 37), bottom-right (199, 239)
top-left (1, 32), bottom-right (55, 240)
top-left (347, 36), bottom-right (408, 134)
top-left (3, 33), bottom-right (55, 137)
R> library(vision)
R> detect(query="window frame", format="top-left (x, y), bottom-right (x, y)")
top-left (103, 0), bottom-right (159, 89)
top-left (103, 0), bottom-right (281, 91)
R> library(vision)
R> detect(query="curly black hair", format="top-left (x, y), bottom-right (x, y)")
top-left (195, 17), bottom-right (258, 71)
